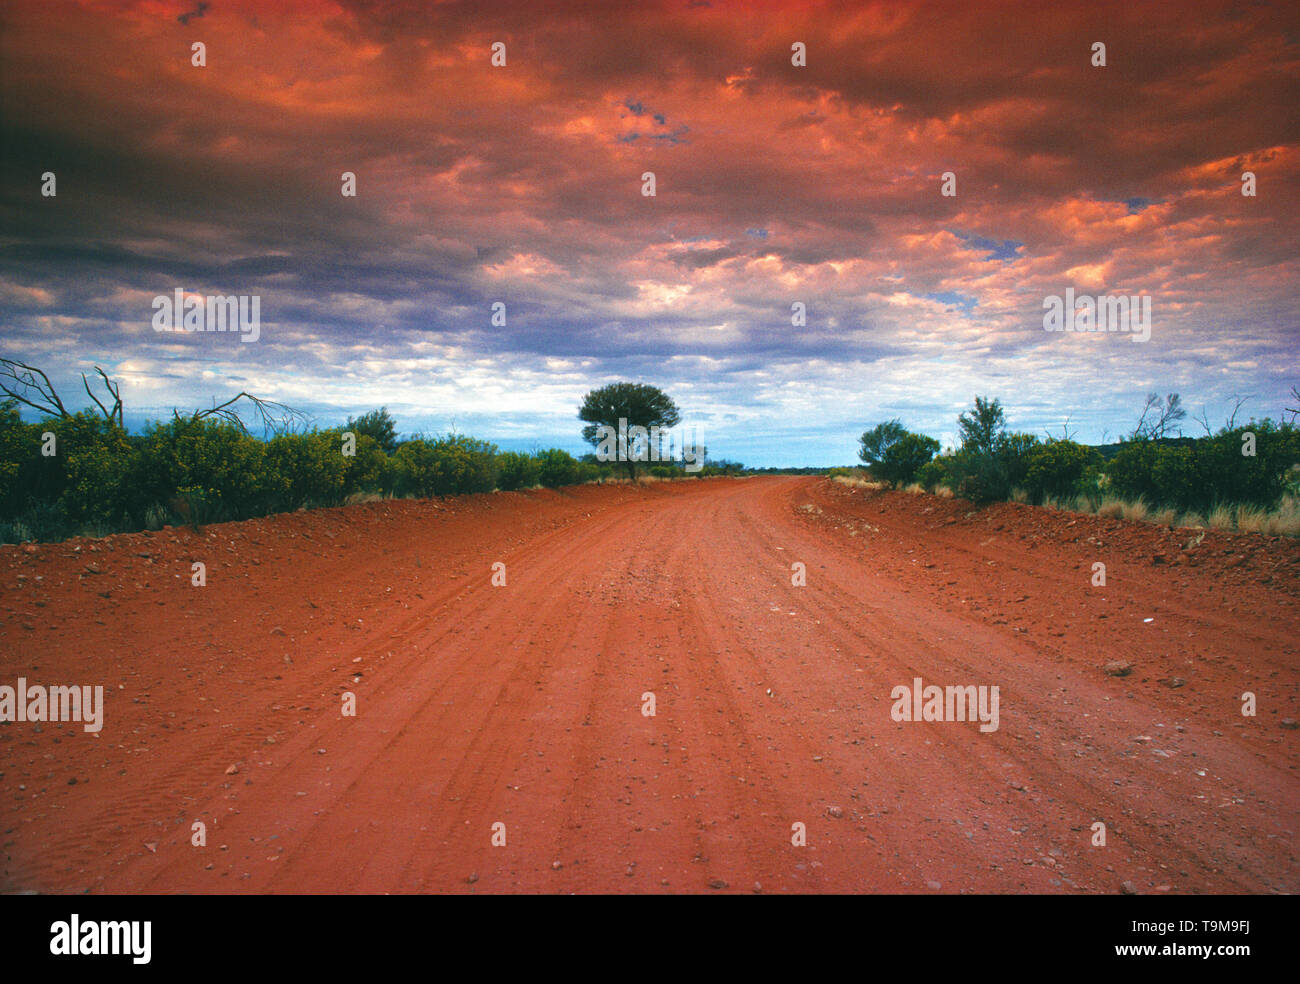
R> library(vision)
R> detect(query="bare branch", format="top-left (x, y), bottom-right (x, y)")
top-left (3, 358), bottom-right (123, 426)
top-left (1155, 393), bottom-right (1187, 438)
top-left (95, 367), bottom-right (123, 427)
top-left (190, 392), bottom-right (309, 436)
top-left (1132, 392), bottom-right (1186, 440)
top-left (0, 358), bottom-right (69, 418)
top-left (1225, 394), bottom-right (1250, 430)
top-left (1046, 414), bottom-right (1077, 442)
top-left (82, 372), bottom-right (111, 421)
top-left (1130, 392), bottom-right (1160, 440)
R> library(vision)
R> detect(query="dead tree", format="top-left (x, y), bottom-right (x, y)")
top-left (3, 357), bottom-right (304, 435)
top-left (1194, 394), bottom-right (1252, 436)
top-left (1044, 414), bottom-right (1077, 442)
top-left (181, 392), bottom-right (310, 437)
top-left (1, 358), bottom-right (122, 426)
top-left (1131, 392), bottom-right (1187, 440)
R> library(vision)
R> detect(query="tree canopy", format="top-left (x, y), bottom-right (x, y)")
top-left (578, 381), bottom-right (681, 479)
top-left (347, 407), bottom-right (399, 454)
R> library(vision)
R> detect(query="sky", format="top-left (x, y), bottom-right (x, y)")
top-left (1, 0), bottom-right (1297, 467)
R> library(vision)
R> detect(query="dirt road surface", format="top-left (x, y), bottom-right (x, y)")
top-left (2, 476), bottom-right (1297, 893)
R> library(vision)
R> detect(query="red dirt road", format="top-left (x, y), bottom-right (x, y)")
top-left (2, 476), bottom-right (1297, 894)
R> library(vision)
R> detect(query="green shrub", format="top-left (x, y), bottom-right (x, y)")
top-left (998, 433), bottom-right (1038, 492)
top-left (914, 456), bottom-right (950, 490)
top-left (394, 434), bottom-right (499, 497)
top-left (945, 449), bottom-right (996, 502)
top-left (0, 398), bottom-right (36, 515)
top-left (1107, 422), bottom-right (1299, 512)
top-left (336, 430), bottom-right (388, 497)
top-left (858, 420), bottom-right (907, 471)
top-left (134, 416), bottom-right (266, 522)
top-left (0, 405), bottom-right (110, 519)
top-left (1197, 422), bottom-right (1298, 508)
top-left (263, 431), bottom-right (349, 511)
top-left (1023, 439), bottom-right (1103, 502)
top-left (497, 451), bottom-right (540, 491)
top-left (699, 459), bottom-right (745, 477)
top-left (877, 432), bottom-right (939, 486)
top-left (1106, 439), bottom-right (1158, 503)
top-left (535, 448), bottom-right (581, 488)
top-left (60, 423), bottom-right (134, 526)
top-left (173, 483), bottom-right (218, 531)
top-left (942, 397), bottom-right (1021, 502)
top-left (0, 501), bottom-right (65, 543)
top-left (944, 430), bottom-right (1040, 503)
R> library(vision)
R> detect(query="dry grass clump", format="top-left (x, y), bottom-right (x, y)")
top-left (1207, 505), bottom-right (1235, 530)
top-left (1062, 494), bottom-right (1093, 514)
top-left (1193, 498), bottom-right (1300, 536)
top-left (1097, 497), bottom-right (1126, 519)
top-left (832, 475), bottom-right (886, 490)
top-left (1119, 499), bottom-right (1149, 523)
top-left (1148, 506), bottom-right (1178, 526)
top-left (827, 474), bottom-right (1299, 538)
top-left (1265, 496), bottom-right (1300, 536)
top-left (1234, 504), bottom-right (1268, 534)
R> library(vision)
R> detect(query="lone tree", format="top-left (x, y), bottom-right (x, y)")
top-left (579, 381), bottom-right (681, 480)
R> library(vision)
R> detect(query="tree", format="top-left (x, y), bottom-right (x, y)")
top-left (858, 420), bottom-right (938, 485)
top-left (1130, 392), bottom-right (1186, 440)
top-left (957, 396), bottom-right (1006, 455)
top-left (884, 433), bottom-right (939, 485)
top-left (578, 381), bottom-right (681, 480)
top-left (1, 358), bottom-right (122, 427)
top-left (858, 419), bottom-right (908, 469)
top-left (347, 407), bottom-right (399, 454)
top-left (1, 357), bottom-right (307, 438)
top-left (1043, 414), bottom-right (1077, 442)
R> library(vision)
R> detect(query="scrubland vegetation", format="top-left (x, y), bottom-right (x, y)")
top-left (0, 400), bottom-right (742, 543)
top-left (853, 393), bottom-right (1300, 537)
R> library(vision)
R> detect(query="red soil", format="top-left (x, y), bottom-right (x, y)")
top-left (1, 476), bottom-right (1297, 894)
